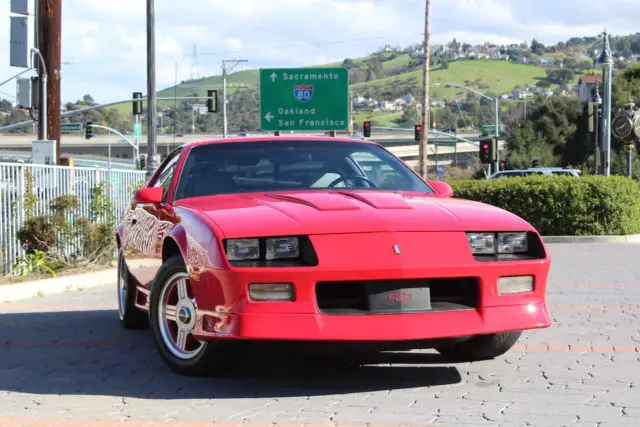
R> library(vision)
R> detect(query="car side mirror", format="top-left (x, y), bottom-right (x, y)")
top-left (428, 181), bottom-right (454, 197)
top-left (133, 187), bottom-right (164, 204)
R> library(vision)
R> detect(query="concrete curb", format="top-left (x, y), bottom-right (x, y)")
top-left (0, 259), bottom-right (154, 303)
top-left (542, 234), bottom-right (640, 244)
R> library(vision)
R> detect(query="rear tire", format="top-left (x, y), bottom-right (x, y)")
top-left (117, 249), bottom-right (149, 330)
top-left (436, 331), bottom-right (522, 361)
top-left (149, 255), bottom-right (241, 376)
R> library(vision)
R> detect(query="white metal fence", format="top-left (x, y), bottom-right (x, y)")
top-left (0, 163), bottom-right (146, 275)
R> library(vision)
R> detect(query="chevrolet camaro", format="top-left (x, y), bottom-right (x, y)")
top-left (116, 136), bottom-right (551, 375)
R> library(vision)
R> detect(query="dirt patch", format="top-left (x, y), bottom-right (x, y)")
top-left (0, 262), bottom-right (115, 286)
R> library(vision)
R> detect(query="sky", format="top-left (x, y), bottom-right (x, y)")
top-left (1, 0), bottom-right (640, 104)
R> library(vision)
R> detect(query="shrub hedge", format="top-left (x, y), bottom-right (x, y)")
top-left (448, 176), bottom-right (640, 236)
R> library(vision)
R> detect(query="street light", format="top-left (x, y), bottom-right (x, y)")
top-left (598, 30), bottom-right (614, 176)
top-left (592, 86), bottom-right (602, 174)
top-left (433, 82), bottom-right (500, 175)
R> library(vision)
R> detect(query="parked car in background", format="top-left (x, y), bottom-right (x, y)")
top-left (489, 168), bottom-right (582, 179)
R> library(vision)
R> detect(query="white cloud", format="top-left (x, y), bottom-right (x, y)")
top-left (1, 0), bottom-right (639, 104)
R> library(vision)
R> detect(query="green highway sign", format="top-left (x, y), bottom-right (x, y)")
top-left (259, 67), bottom-right (349, 131)
top-left (61, 122), bottom-right (83, 133)
top-left (434, 141), bottom-right (457, 147)
top-left (133, 123), bottom-right (141, 138)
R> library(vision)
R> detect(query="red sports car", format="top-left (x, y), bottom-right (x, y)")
top-left (116, 136), bottom-right (551, 375)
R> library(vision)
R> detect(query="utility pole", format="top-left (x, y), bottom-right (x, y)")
top-left (39, 0), bottom-right (62, 164)
top-left (146, 0), bottom-right (158, 176)
top-left (418, 0), bottom-right (431, 180)
top-left (222, 59), bottom-right (248, 138)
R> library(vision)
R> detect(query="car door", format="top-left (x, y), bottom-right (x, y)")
top-left (126, 150), bottom-right (183, 287)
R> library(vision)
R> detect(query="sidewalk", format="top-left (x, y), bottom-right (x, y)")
top-left (0, 259), bottom-right (154, 303)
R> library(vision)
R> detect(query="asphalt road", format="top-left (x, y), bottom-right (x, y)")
top-left (1, 243), bottom-right (639, 427)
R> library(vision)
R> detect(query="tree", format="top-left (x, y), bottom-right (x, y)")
top-left (81, 94), bottom-right (95, 105)
top-left (612, 65), bottom-right (640, 109)
top-left (0, 99), bottom-right (12, 112)
top-left (504, 121), bottom-right (559, 168)
top-left (398, 107), bottom-right (421, 125)
top-left (531, 39), bottom-right (545, 56)
top-left (503, 95), bottom-right (591, 169)
top-left (545, 68), bottom-right (575, 87)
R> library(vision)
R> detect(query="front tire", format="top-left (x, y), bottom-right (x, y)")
top-left (117, 249), bottom-right (148, 329)
top-left (436, 331), bottom-right (522, 362)
top-left (149, 255), bottom-right (239, 376)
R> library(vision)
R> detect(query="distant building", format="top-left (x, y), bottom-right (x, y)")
top-left (575, 74), bottom-right (602, 102)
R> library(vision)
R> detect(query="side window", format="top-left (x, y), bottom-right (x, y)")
top-left (149, 151), bottom-right (182, 200)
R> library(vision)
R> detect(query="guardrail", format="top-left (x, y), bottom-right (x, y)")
top-left (0, 163), bottom-right (146, 275)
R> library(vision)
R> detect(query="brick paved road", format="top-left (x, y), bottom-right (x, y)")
top-left (1, 243), bottom-right (639, 427)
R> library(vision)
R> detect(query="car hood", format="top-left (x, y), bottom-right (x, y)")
top-left (176, 191), bottom-right (533, 238)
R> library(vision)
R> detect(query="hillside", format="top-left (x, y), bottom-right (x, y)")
top-left (95, 32), bottom-right (639, 133)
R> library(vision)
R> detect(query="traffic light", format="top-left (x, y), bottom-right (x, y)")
top-left (85, 122), bottom-right (93, 139)
top-left (207, 89), bottom-right (218, 113)
top-left (414, 124), bottom-right (422, 142)
top-left (363, 121), bottom-right (371, 137)
top-left (531, 158), bottom-right (540, 168)
top-left (479, 139), bottom-right (491, 164)
top-left (132, 92), bottom-right (143, 115)
top-left (139, 155), bottom-right (146, 170)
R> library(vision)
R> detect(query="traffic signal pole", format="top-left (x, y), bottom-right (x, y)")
top-left (146, 0), bottom-right (158, 177)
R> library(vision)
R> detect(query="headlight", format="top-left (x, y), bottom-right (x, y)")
top-left (466, 232), bottom-right (496, 255)
top-left (224, 236), bottom-right (314, 267)
top-left (266, 237), bottom-right (299, 260)
top-left (225, 238), bottom-right (260, 261)
top-left (466, 232), bottom-right (529, 255)
top-left (497, 232), bottom-right (528, 254)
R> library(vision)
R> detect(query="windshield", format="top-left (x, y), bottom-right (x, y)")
top-left (174, 139), bottom-right (433, 199)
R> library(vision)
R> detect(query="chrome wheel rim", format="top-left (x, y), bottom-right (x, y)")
top-left (117, 253), bottom-right (127, 320)
top-left (157, 272), bottom-right (205, 360)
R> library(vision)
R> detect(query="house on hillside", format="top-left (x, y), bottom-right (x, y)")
top-left (575, 74), bottom-right (602, 102)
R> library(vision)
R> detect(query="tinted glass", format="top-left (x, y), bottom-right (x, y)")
top-left (174, 140), bottom-right (432, 199)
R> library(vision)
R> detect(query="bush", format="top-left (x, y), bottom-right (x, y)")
top-left (16, 216), bottom-right (58, 252)
top-left (449, 176), bottom-right (640, 236)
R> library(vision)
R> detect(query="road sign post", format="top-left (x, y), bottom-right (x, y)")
top-left (259, 67), bottom-right (349, 132)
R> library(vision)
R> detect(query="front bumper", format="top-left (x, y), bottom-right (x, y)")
top-left (190, 231), bottom-right (551, 341)
top-left (199, 302), bottom-right (549, 341)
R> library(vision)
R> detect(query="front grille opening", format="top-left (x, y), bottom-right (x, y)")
top-left (315, 278), bottom-right (479, 315)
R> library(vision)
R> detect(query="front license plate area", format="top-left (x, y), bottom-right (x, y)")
top-left (366, 282), bottom-right (431, 313)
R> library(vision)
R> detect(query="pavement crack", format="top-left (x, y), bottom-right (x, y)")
top-left (499, 402), bottom-right (512, 415)
top-left (481, 413), bottom-right (494, 422)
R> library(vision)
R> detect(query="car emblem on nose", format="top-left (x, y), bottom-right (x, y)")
top-left (393, 245), bottom-right (401, 254)
top-left (388, 290), bottom-right (412, 303)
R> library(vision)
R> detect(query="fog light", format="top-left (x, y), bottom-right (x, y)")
top-left (498, 276), bottom-right (534, 295)
top-left (248, 283), bottom-right (294, 301)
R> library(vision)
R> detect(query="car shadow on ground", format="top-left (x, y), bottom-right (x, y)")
top-left (0, 310), bottom-right (463, 399)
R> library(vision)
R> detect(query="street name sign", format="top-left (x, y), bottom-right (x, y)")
top-left (60, 122), bottom-right (83, 133)
top-left (133, 123), bottom-right (142, 138)
top-left (259, 67), bottom-right (349, 131)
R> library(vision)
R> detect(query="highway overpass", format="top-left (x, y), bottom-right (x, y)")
top-left (0, 130), bottom-right (500, 169)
